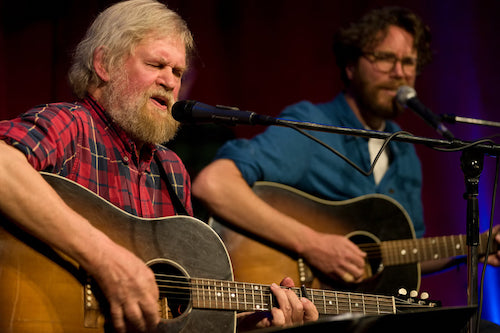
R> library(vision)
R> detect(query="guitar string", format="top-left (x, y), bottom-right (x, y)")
top-left (356, 235), bottom-right (467, 260)
top-left (154, 282), bottom-right (396, 314)
top-left (154, 274), bottom-right (395, 305)
top-left (154, 284), bottom-right (430, 314)
top-left (153, 272), bottom-right (431, 305)
top-left (151, 274), bottom-right (434, 314)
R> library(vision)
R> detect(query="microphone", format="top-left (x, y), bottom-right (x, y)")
top-left (172, 100), bottom-right (278, 125)
top-left (396, 86), bottom-right (454, 140)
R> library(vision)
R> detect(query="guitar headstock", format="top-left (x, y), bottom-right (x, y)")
top-left (396, 288), bottom-right (441, 311)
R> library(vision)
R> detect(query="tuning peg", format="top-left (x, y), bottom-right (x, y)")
top-left (398, 288), bottom-right (408, 296)
top-left (410, 290), bottom-right (418, 298)
top-left (420, 292), bottom-right (429, 300)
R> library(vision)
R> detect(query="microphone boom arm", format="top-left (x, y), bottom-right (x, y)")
top-left (272, 117), bottom-right (500, 156)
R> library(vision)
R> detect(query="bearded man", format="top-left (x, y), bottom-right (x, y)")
top-left (0, 0), bottom-right (318, 332)
top-left (193, 6), bottom-right (499, 289)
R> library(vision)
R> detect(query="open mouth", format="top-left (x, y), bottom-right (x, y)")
top-left (383, 89), bottom-right (397, 97)
top-left (151, 96), bottom-right (170, 110)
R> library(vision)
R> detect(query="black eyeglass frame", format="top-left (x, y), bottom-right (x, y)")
top-left (361, 51), bottom-right (418, 76)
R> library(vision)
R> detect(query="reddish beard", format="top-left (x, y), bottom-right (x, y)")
top-left (353, 79), bottom-right (406, 121)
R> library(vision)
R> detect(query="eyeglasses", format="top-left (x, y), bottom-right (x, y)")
top-left (362, 52), bottom-right (418, 76)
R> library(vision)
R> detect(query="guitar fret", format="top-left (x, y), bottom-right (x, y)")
top-left (411, 240), bottom-right (419, 262)
top-left (426, 237), bottom-right (432, 260)
top-left (229, 282), bottom-right (235, 309)
top-left (225, 282), bottom-right (229, 308)
top-left (453, 235), bottom-right (460, 256)
top-left (390, 240), bottom-right (397, 264)
top-left (424, 237), bottom-right (430, 261)
top-left (259, 285), bottom-right (265, 310)
top-left (205, 280), bottom-right (211, 308)
top-left (322, 290), bottom-right (327, 314)
top-left (218, 281), bottom-right (223, 309)
top-left (460, 235), bottom-right (465, 255)
top-left (226, 281), bottom-right (232, 309)
top-left (268, 284), bottom-right (273, 309)
top-left (203, 279), bottom-right (207, 308)
top-left (211, 280), bottom-right (216, 309)
top-left (251, 283), bottom-right (255, 310)
top-left (348, 292), bottom-right (352, 313)
top-left (443, 236), bottom-right (449, 258)
top-left (398, 239), bottom-right (408, 265)
top-left (243, 282), bottom-right (247, 311)
top-left (196, 279), bottom-right (200, 308)
top-left (335, 290), bottom-right (339, 314)
top-left (431, 237), bottom-right (438, 260)
top-left (224, 281), bottom-right (229, 309)
top-left (394, 239), bottom-right (405, 265)
top-left (383, 241), bottom-right (393, 265)
top-left (433, 237), bottom-right (439, 259)
top-left (410, 239), bottom-right (420, 263)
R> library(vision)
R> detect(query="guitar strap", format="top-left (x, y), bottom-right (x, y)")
top-left (154, 154), bottom-right (189, 216)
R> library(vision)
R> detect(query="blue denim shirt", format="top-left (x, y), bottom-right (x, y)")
top-left (215, 93), bottom-right (425, 237)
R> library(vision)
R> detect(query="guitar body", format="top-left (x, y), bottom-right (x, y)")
top-left (210, 181), bottom-right (420, 296)
top-left (0, 173), bottom-right (235, 332)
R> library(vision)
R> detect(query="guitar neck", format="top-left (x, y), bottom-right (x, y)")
top-left (381, 232), bottom-right (496, 266)
top-left (186, 277), bottom-right (400, 315)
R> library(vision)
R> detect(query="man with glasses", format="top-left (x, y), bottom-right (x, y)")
top-left (193, 5), bottom-right (500, 290)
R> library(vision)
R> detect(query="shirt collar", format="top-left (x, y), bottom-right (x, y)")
top-left (333, 93), bottom-right (406, 155)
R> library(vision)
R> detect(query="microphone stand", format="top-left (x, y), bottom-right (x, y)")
top-left (438, 113), bottom-right (500, 333)
top-left (441, 114), bottom-right (500, 128)
top-left (264, 117), bottom-right (500, 333)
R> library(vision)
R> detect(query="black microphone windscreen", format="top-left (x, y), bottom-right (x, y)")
top-left (172, 100), bottom-right (195, 122)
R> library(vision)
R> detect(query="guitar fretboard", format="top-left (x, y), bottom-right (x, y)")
top-left (381, 232), bottom-right (494, 265)
top-left (186, 278), bottom-right (398, 315)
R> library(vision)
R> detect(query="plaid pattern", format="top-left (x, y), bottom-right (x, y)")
top-left (0, 96), bottom-right (193, 217)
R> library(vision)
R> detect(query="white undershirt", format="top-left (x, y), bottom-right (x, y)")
top-left (367, 124), bottom-right (389, 184)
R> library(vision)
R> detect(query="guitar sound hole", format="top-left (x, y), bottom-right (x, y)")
top-left (149, 261), bottom-right (191, 319)
top-left (348, 233), bottom-right (383, 277)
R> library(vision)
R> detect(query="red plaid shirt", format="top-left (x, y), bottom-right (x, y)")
top-left (0, 96), bottom-right (193, 217)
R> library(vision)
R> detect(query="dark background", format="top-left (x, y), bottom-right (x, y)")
top-left (1, 0), bottom-right (499, 324)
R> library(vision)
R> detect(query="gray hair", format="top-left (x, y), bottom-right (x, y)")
top-left (68, 0), bottom-right (195, 98)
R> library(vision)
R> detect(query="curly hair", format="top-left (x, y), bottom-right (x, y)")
top-left (68, 0), bottom-right (195, 98)
top-left (333, 6), bottom-right (432, 85)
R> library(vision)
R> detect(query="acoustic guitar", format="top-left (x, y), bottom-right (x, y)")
top-left (0, 173), bottom-right (438, 332)
top-left (209, 181), bottom-right (498, 296)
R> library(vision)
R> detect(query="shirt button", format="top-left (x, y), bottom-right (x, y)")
top-left (123, 156), bottom-right (129, 164)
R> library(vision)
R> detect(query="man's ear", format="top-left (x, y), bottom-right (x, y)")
top-left (93, 46), bottom-right (110, 82)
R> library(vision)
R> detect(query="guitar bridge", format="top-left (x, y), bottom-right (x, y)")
top-left (83, 277), bottom-right (100, 328)
top-left (298, 258), bottom-right (314, 286)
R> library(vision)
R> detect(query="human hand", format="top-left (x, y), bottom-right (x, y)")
top-left (237, 277), bottom-right (319, 331)
top-left (267, 277), bottom-right (319, 327)
top-left (86, 240), bottom-right (159, 333)
top-left (481, 225), bottom-right (500, 266)
top-left (301, 232), bottom-right (367, 283)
